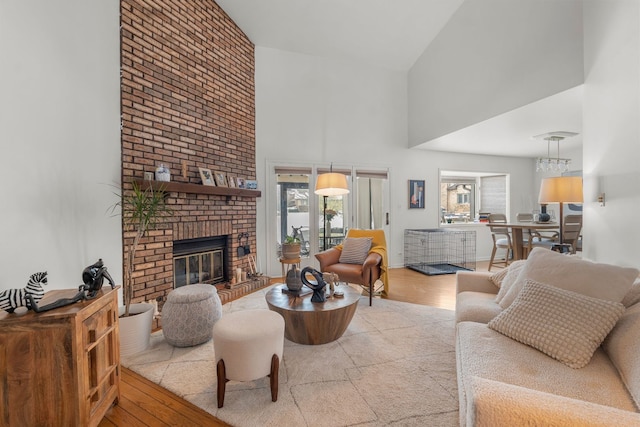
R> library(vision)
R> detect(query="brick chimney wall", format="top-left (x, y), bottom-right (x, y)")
top-left (120, 0), bottom-right (257, 305)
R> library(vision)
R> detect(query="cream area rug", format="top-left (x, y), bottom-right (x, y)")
top-left (122, 285), bottom-right (459, 426)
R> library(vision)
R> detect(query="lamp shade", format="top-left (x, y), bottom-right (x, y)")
top-left (538, 176), bottom-right (583, 204)
top-left (315, 172), bottom-right (349, 196)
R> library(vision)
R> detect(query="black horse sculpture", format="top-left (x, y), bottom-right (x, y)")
top-left (28, 259), bottom-right (115, 313)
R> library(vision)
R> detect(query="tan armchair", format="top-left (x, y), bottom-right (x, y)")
top-left (315, 229), bottom-right (388, 306)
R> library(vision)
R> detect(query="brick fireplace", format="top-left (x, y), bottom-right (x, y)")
top-left (120, 1), bottom-right (265, 311)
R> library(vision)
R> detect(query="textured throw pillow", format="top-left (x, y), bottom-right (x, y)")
top-left (494, 260), bottom-right (526, 303)
top-left (339, 237), bottom-right (373, 264)
top-left (499, 247), bottom-right (638, 309)
top-left (490, 268), bottom-right (509, 288)
top-left (489, 279), bottom-right (625, 369)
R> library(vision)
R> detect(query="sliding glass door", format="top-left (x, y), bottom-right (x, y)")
top-left (275, 168), bottom-right (311, 256)
top-left (316, 167), bottom-right (351, 252)
top-left (271, 164), bottom-right (389, 276)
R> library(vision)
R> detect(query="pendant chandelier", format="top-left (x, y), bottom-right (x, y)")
top-left (533, 131), bottom-right (578, 173)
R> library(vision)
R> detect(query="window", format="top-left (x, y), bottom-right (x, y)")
top-left (440, 171), bottom-right (508, 224)
top-left (273, 164), bottom-right (389, 260)
top-left (457, 193), bottom-right (470, 204)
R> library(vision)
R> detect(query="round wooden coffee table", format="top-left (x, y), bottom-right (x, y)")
top-left (265, 284), bottom-right (360, 345)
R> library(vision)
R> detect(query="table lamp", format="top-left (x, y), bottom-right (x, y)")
top-left (315, 169), bottom-right (349, 250)
top-left (538, 176), bottom-right (583, 244)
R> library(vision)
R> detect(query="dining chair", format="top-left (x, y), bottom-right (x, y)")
top-left (562, 215), bottom-right (583, 253)
top-left (488, 213), bottom-right (512, 271)
top-left (516, 213), bottom-right (533, 222)
top-left (516, 212), bottom-right (538, 258)
top-left (529, 214), bottom-right (583, 254)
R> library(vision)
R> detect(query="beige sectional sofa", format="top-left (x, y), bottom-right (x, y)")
top-left (455, 248), bottom-right (640, 426)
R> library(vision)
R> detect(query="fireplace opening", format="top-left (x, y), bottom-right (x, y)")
top-left (173, 236), bottom-right (228, 287)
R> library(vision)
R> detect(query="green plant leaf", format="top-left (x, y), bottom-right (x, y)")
top-left (111, 180), bottom-right (173, 316)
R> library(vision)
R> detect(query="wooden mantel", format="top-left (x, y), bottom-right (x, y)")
top-left (135, 180), bottom-right (261, 201)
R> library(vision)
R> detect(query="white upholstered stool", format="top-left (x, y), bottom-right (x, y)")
top-left (212, 309), bottom-right (285, 408)
top-left (162, 284), bottom-right (222, 347)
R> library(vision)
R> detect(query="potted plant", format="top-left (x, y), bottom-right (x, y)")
top-left (113, 180), bottom-right (173, 356)
top-left (281, 235), bottom-right (301, 259)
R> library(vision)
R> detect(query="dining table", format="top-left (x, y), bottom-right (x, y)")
top-left (486, 221), bottom-right (559, 260)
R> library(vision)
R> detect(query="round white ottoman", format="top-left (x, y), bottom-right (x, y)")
top-left (213, 309), bottom-right (285, 408)
top-left (162, 284), bottom-right (222, 347)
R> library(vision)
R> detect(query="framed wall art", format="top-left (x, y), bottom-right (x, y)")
top-left (236, 177), bottom-right (246, 189)
top-left (199, 167), bottom-right (215, 186)
top-left (214, 171), bottom-right (228, 187)
top-left (409, 180), bottom-right (425, 209)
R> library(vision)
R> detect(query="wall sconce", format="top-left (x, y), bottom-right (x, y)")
top-left (597, 175), bottom-right (606, 207)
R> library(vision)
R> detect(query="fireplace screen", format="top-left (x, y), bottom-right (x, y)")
top-left (174, 250), bottom-right (224, 287)
top-left (173, 236), bottom-right (227, 287)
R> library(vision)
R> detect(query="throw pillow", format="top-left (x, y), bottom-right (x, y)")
top-left (339, 237), bottom-right (373, 264)
top-left (494, 260), bottom-right (526, 303)
top-left (489, 268), bottom-right (509, 288)
top-left (621, 276), bottom-right (640, 308)
top-left (489, 279), bottom-right (625, 369)
top-left (499, 247), bottom-right (638, 309)
top-left (603, 301), bottom-right (640, 409)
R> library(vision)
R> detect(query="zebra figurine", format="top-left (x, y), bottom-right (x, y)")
top-left (0, 271), bottom-right (48, 313)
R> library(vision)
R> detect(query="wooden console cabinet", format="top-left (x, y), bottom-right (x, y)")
top-left (0, 286), bottom-right (120, 427)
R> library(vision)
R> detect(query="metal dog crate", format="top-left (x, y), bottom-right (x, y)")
top-left (404, 229), bottom-right (476, 275)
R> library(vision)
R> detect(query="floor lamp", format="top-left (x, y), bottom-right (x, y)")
top-left (538, 176), bottom-right (583, 245)
top-left (315, 170), bottom-right (349, 251)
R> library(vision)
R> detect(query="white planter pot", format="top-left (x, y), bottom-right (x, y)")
top-left (118, 303), bottom-right (154, 357)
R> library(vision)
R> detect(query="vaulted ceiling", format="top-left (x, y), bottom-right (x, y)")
top-left (216, 0), bottom-right (583, 159)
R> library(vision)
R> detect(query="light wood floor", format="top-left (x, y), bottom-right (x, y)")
top-left (100, 262), bottom-right (493, 426)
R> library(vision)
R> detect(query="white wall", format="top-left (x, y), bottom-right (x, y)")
top-left (582, 0), bottom-right (640, 268)
top-left (0, 0), bottom-right (122, 292)
top-left (409, 0), bottom-right (584, 146)
top-left (254, 47), bottom-right (536, 275)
